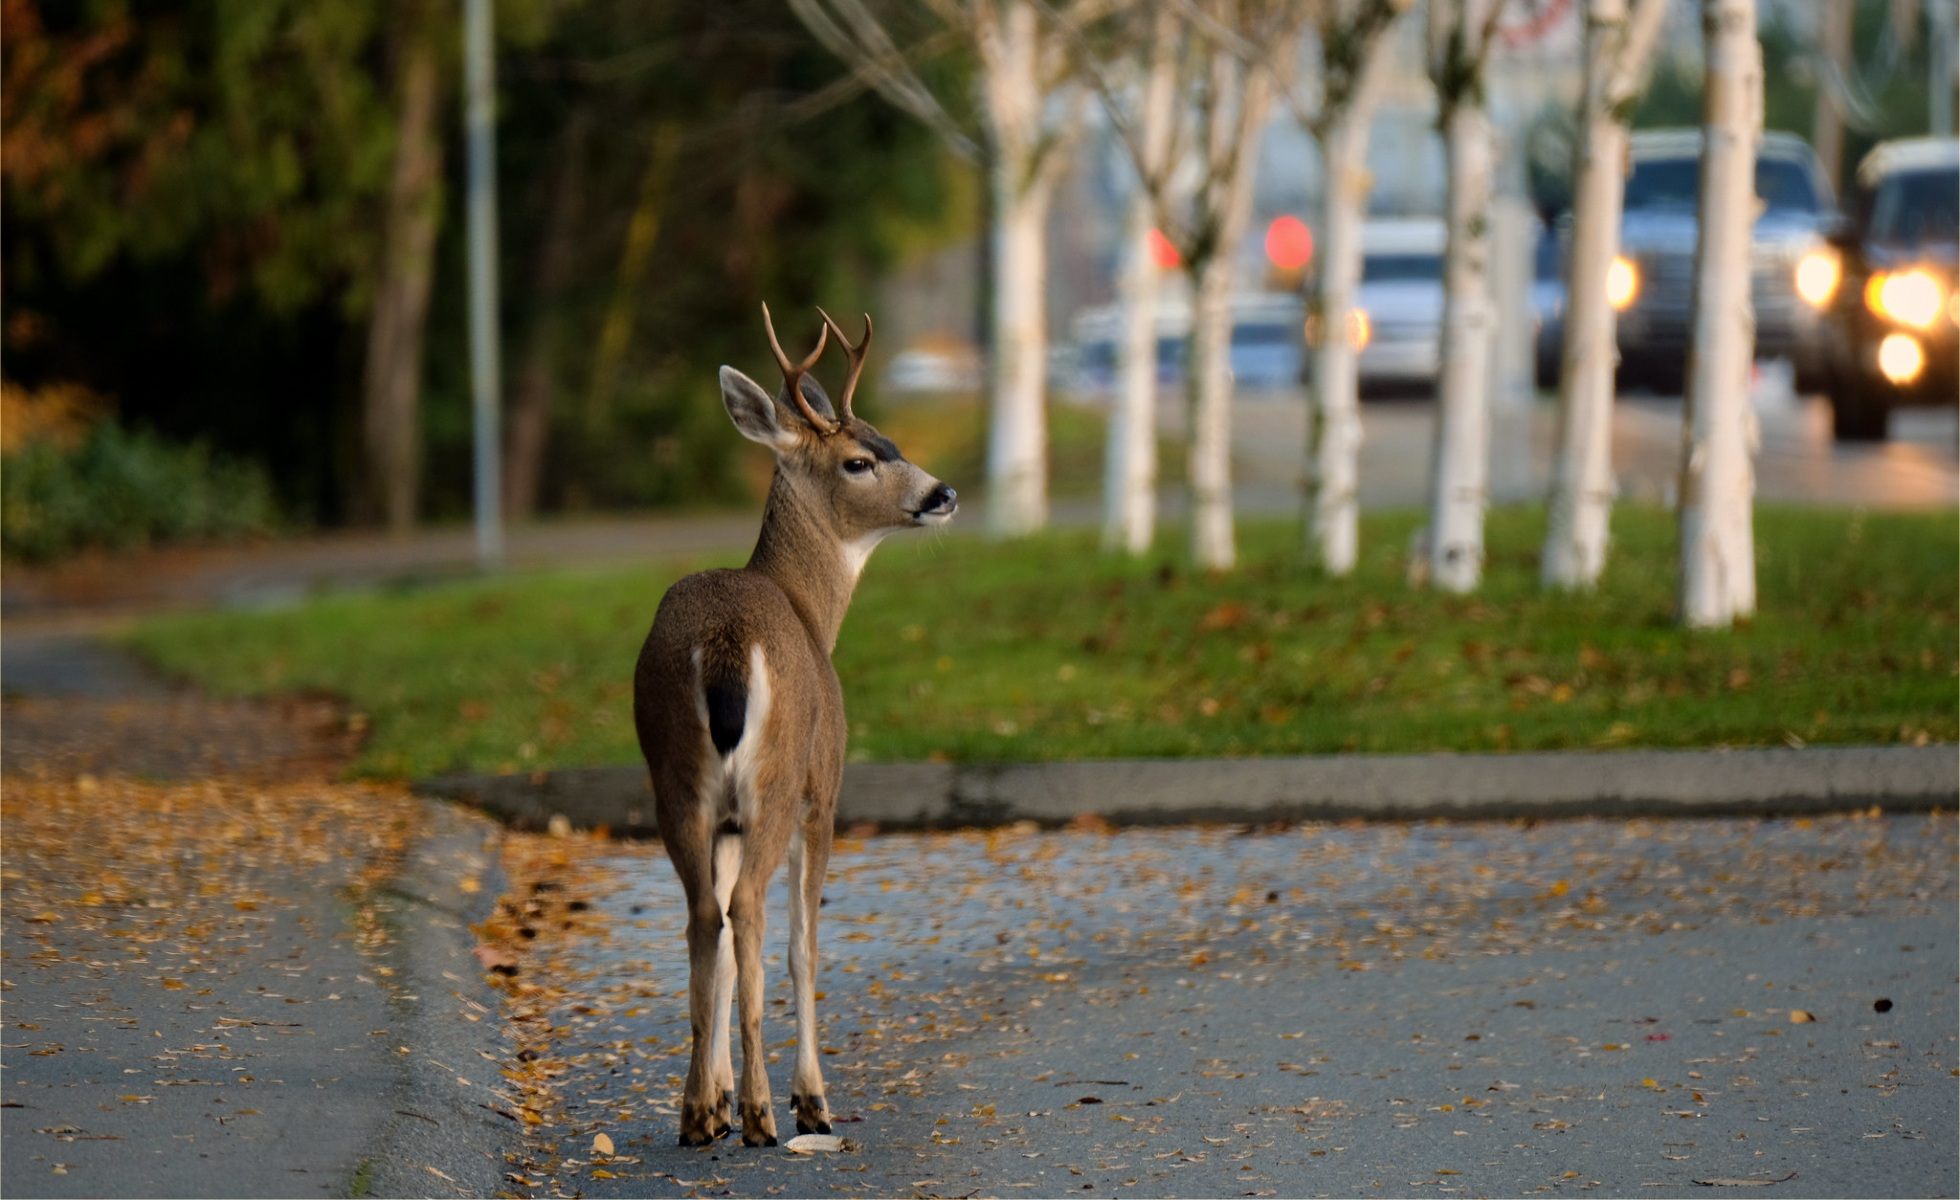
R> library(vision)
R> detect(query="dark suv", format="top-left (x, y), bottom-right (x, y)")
top-left (1611, 130), bottom-right (1837, 393)
top-left (1820, 137), bottom-right (1960, 441)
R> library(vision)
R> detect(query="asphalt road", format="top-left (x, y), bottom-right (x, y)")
top-left (511, 813), bottom-right (1958, 1198)
top-left (1221, 389), bottom-right (1958, 514)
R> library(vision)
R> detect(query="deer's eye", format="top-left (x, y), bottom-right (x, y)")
top-left (843, 458), bottom-right (874, 476)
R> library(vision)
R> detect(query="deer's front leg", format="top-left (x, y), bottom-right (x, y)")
top-left (787, 825), bottom-right (833, 1135)
top-left (680, 895), bottom-right (732, 1146)
top-left (729, 882), bottom-right (779, 1146)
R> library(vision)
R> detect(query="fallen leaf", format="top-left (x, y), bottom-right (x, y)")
top-left (1694, 1173), bottom-right (1798, 1187)
top-left (785, 1134), bottom-right (849, 1154)
top-left (592, 1132), bottom-right (614, 1157)
top-left (1789, 1010), bottom-right (1814, 1024)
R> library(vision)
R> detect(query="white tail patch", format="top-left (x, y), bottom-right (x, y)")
top-left (693, 643), bottom-right (774, 835)
top-left (727, 644), bottom-right (771, 829)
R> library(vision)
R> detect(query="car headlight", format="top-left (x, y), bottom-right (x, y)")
top-left (1877, 333), bottom-right (1925, 385)
top-left (1304, 308), bottom-right (1372, 350)
top-left (1865, 268), bottom-right (1947, 330)
top-left (1793, 247), bottom-right (1840, 307)
top-left (1606, 255), bottom-right (1639, 311)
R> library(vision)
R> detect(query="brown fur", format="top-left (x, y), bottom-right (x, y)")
top-left (633, 328), bottom-right (952, 1147)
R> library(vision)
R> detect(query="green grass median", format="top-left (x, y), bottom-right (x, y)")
top-left (124, 506), bottom-right (1957, 779)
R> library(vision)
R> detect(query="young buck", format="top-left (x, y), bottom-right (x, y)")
top-left (634, 305), bottom-right (957, 1146)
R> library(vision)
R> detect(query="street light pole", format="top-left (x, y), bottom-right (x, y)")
top-left (465, 0), bottom-right (504, 568)
top-left (1931, 0), bottom-right (1957, 137)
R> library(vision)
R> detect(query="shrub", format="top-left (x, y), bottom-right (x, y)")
top-left (3, 418), bottom-right (280, 562)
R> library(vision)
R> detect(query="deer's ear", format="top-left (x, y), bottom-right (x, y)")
top-left (720, 366), bottom-right (796, 450)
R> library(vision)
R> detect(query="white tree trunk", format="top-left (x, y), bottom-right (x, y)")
top-left (1103, 10), bottom-right (1177, 556)
top-left (981, 0), bottom-right (1052, 539)
top-left (1187, 246), bottom-right (1237, 570)
top-left (1184, 57), bottom-right (1271, 572)
top-left (1425, 97), bottom-right (1496, 592)
top-left (1304, 43), bottom-right (1390, 577)
top-left (986, 165), bottom-right (1052, 538)
top-left (1543, 0), bottom-right (1666, 589)
top-left (1678, 0), bottom-right (1761, 627)
top-left (1104, 190), bottom-right (1162, 554)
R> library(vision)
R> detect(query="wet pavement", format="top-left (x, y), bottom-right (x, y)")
top-left (505, 813), bottom-right (1958, 1198)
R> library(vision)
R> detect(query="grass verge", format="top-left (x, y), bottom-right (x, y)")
top-left (124, 506), bottom-right (1957, 779)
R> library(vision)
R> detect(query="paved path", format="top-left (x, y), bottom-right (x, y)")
top-left (504, 815), bottom-right (1957, 1198)
top-left (0, 642), bottom-right (511, 1199)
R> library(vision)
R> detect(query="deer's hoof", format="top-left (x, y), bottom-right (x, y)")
top-left (679, 1097), bottom-right (733, 1146)
top-left (791, 1091), bottom-right (833, 1136)
top-left (739, 1099), bottom-right (778, 1147)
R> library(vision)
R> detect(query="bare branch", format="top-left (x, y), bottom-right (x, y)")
top-left (1471, 0), bottom-right (1514, 76)
top-left (1427, 0), bottom-right (1509, 109)
top-left (788, 0), bottom-right (984, 159)
top-left (1031, 0), bottom-right (1178, 207)
top-left (1300, 0), bottom-right (1407, 136)
top-left (1606, 0), bottom-right (1671, 104)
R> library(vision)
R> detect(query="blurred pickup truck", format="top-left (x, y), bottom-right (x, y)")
top-left (1818, 137), bottom-right (1959, 440)
top-left (1609, 130), bottom-right (1838, 393)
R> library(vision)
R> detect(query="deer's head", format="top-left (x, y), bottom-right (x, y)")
top-left (719, 305), bottom-right (956, 550)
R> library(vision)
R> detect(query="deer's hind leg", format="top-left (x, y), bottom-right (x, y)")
top-left (788, 808), bottom-right (834, 1135)
top-left (728, 779), bottom-right (800, 1147)
top-left (657, 762), bottom-right (734, 1147)
top-left (707, 833), bottom-right (739, 1131)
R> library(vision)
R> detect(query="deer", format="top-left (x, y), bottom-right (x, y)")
top-left (633, 304), bottom-right (957, 1147)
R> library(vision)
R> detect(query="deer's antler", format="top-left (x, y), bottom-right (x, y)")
top-left (815, 308), bottom-right (873, 424)
top-left (761, 302), bottom-right (836, 434)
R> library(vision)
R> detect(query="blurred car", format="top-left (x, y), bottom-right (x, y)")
top-left (1226, 294), bottom-right (1309, 389)
top-left (1066, 293), bottom-right (1304, 395)
top-left (1532, 219), bottom-right (1567, 388)
top-left (1818, 137), bottom-right (1960, 440)
top-left (1314, 217), bottom-right (1446, 394)
top-left (1610, 130), bottom-right (1838, 393)
top-left (882, 346), bottom-right (983, 394)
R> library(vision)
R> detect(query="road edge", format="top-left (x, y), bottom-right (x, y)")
top-left (418, 744), bottom-right (1958, 836)
top-left (363, 797), bottom-right (516, 1200)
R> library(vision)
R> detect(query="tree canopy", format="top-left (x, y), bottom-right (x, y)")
top-left (3, 0), bottom-right (968, 525)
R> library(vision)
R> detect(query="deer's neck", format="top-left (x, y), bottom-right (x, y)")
top-left (746, 471), bottom-right (867, 654)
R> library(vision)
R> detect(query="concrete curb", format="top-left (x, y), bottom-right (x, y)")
top-left (366, 798), bottom-right (516, 1200)
top-left (419, 744), bottom-right (1958, 837)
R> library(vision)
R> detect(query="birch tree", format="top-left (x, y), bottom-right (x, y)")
top-left (1101, 3), bottom-right (1178, 556)
top-left (792, 0), bottom-right (1090, 538)
top-left (1539, 0), bottom-right (1668, 590)
top-left (1291, 0), bottom-right (1411, 576)
top-left (1678, 0), bottom-right (1762, 627)
top-left (1088, 0), bottom-right (1300, 570)
top-left (1418, 0), bottom-right (1508, 592)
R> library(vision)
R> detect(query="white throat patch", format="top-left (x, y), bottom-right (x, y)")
top-left (840, 529), bottom-right (893, 584)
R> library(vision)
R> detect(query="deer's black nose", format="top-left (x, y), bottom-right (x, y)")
top-left (922, 484), bottom-right (957, 514)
